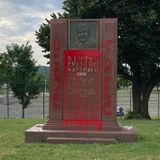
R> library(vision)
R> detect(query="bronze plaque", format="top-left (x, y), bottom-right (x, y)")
top-left (63, 50), bottom-right (102, 120)
top-left (69, 21), bottom-right (99, 49)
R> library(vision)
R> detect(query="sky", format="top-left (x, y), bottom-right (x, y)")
top-left (0, 0), bottom-right (64, 66)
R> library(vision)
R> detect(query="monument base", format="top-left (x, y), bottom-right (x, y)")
top-left (25, 122), bottom-right (138, 144)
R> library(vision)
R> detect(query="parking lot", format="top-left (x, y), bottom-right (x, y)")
top-left (0, 88), bottom-right (159, 118)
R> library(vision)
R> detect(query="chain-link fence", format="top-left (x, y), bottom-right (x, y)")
top-left (0, 81), bottom-right (49, 118)
top-left (117, 86), bottom-right (160, 118)
top-left (0, 83), bottom-right (160, 119)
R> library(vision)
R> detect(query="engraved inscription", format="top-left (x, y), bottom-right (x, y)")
top-left (63, 50), bottom-right (101, 120)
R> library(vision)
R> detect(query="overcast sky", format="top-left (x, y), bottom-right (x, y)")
top-left (0, 0), bottom-right (64, 66)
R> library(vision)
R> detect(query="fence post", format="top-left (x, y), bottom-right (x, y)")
top-left (6, 82), bottom-right (9, 118)
top-left (158, 85), bottom-right (159, 120)
top-left (3, 83), bottom-right (6, 118)
top-left (130, 88), bottom-right (132, 112)
top-left (42, 81), bottom-right (45, 118)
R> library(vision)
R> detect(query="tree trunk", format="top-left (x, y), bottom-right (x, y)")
top-left (22, 107), bottom-right (25, 119)
top-left (132, 82), bottom-right (151, 119)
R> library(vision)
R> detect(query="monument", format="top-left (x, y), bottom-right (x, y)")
top-left (25, 19), bottom-right (137, 143)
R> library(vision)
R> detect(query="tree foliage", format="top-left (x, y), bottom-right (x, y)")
top-left (117, 75), bottom-right (132, 89)
top-left (35, 13), bottom-right (63, 63)
top-left (35, 0), bottom-right (160, 119)
top-left (0, 53), bottom-right (10, 85)
top-left (0, 42), bottom-right (42, 118)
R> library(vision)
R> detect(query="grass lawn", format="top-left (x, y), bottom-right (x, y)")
top-left (0, 119), bottom-right (160, 160)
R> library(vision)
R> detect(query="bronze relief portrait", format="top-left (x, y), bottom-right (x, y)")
top-left (69, 21), bottom-right (99, 49)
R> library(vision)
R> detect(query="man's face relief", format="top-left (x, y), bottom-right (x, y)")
top-left (77, 24), bottom-right (90, 43)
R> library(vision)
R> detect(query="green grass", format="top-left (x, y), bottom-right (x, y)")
top-left (0, 119), bottom-right (160, 160)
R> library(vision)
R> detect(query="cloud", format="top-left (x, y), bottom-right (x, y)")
top-left (0, 0), bottom-right (64, 66)
top-left (0, 17), bottom-right (17, 28)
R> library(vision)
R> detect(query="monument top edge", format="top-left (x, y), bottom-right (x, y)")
top-left (51, 18), bottom-right (118, 23)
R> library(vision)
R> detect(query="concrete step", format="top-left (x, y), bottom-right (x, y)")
top-left (43, 124), bottom-right (122, 131)
top-left (30, 125), bottom-right (124, 139)
top-left (25, 124), bottom-right (138, 143)
top-left (46, 137), bottom-right (117, 144)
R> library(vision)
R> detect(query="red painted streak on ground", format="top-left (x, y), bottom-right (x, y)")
top-left (63, 120), bottom-right (103, 131)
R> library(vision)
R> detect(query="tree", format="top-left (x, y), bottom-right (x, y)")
top-left (117, 75), bottom-right (132, 89)
top-left (1, 42), bottom-right (42, 118)
top-left (0, 53), bottom-right (10, 85)
top-left (35, 13), bottom-right (63, 63)
top-left (35, 0), bottom-right (160, 119)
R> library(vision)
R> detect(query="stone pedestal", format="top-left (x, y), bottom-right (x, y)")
top-left (25, 19), bottom-right (137, 143)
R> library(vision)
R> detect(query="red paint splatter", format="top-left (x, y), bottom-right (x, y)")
top-left (63, 120), bottom-right (103, 131)
top-left (63, 50), bottom-right (102, 130)
top-left (102, 39), bottom-right (113, 116)
top-left (52, 38), bottom-right (61, 108)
